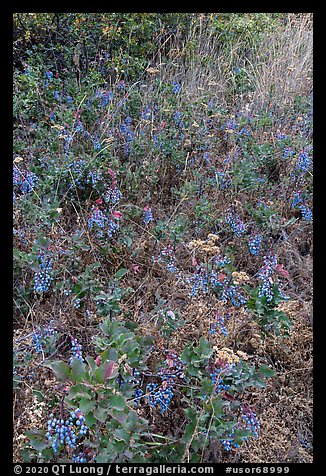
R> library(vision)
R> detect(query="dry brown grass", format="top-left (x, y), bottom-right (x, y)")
top-left (151, 14), bottom-right (313, 115)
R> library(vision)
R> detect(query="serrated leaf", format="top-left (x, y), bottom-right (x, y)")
top-left (26, 430), bottom-right (48, 451)
top-left (71, 357), bottom-right (86, 381)
top-left (101, 347), bottom-right (119, 362)
top-left (84, 412), bottom-right (97, 427)
top-left (86, 356), bottom-right (97, 372)
top-left (29, 438), bottom-right (48, 451)
top-left (114, 268), bottom-right (128, 280)
top-left (233, 428), bottom-right (252, 446)
top-left (68, 383), bottom-right (91, 400)
top-left (35, 236), bottom-right (50, 249)
top-left (198, 337), bottom-right (212, 357)
top-left (181, 421), bottom-right (196, 444)
top-left (114, 428), bottom-right (130, 442)
top-left (258, 365), bottom-right (275, 378)
top-left (109, 394), bottom-right (126, 411)
top-left (94, 360), bottom-right (119, 383)
top-left (94, 404), bottom-right (107, 423)
top-left (46, 361), bottom-right (71, 381)
top-left (107, 408), bottom-right (127, 424)
top-left (20, 448), bottom-right (33, 462)
top-left (212, 398), bottom-right (224, 417)
top-left (79, 398), bottom-right (96, 414)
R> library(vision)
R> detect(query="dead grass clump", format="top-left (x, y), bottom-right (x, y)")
top-left (238, 300), bottom-right (312, 462)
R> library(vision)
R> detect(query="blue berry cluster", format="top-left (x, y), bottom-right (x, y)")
top-left (87, 169), bottom-right (103, 188)
top-left (238, 127), bottom-right (251, 137)
top-left (53, 90), bottom-right (61, 101)
top-left (298, 204), bottom-right (312, 222)
top-left (257, 255), bottom-right (278, 302)
top-left (143, 206), bottom-right (154, 224)
top-left (32, 320), bottom-right (56, 353)
top-left (221, 432), bottom-right (240, 451)
top-left (68, 159), bottom-right (86, 176)
top-left (45, 70), bottom-right (53, 84)
top-left (248, 234), bottom-right (262, 256)
top-left (130, 369), bottom-right (144, 406)
top-left (291, 191), bottom-right (312, 222)
top-left (13, 166), bottom-right (39, 195)
top-left (95, 89), bottom-right (114, 108)
top-left (172, 82), bottom-right (181, 94)
top-left (72, 452), bottom-right (87, 463)
top-left (215, 171), bottom-right (231, 190)
top-left (283, 147), bottom-right (295, 159)
top-left (144, 352), bottom-right (185, 414)
top-left (92, 136), bottom-right (101, 150)
top-left (291, 191), bottom-right (303, 209)
top-left (63, 131), bottom-right (73, 152)
top-left (104, 186), bottom-right (122, 205)
top-left (225, 212), bottom-right (246, 237)
top-left (297, 150), bottom-right (312, 173)
top-left (46, 409), bottom-right (88, 453)
top-left (154, 245), bottom-right (179, 274)
top-left (215, 313), bottom-right (228, 336)
top-left (173, 110), bottom-right (184, 128)
top-left (88, 208), bottom-right (108, 237)
top-left (13, 167), bottom-right (21, 187)
top-left (34, 255), bottom-right (54, 293)
top-left (107, 216), bottom-right (120, 239)
top-left (117, 80), bottom-right (125, 91)
top-left (120, 116), bottom-right (134, 154)
top-left (146, 382), bottom-right (174, 413)
top-left (73, 298), bottom-right (82, 309)
top-left (159, 351), bottom-right (186, 383)
top-left (221, 285), bottom-right (247, 307)
top-left (223, 118), bottom-right (237, 132)
top-left (210, 367), bottom-right (231, 394)
top-left (219, 409), bottom-right (260, 451)
top-left (214, 255), bottom-right (230, 269)
top-left (241, 409), bottom-right (260, 438)
top-left (13, 226), bottom-right (27, 245)
top-left (75, 120), bottom-right (83, 133)
top-left (69, 337), bottom-right (84, 365)
top-left (141, 105), bottom-right (152, 120)
top-left (32, 332), bottom-right (43, 353)
top-left (275, 132), bottom-right (287, 140)
top-left (187, 265), bottom-right (209, 296)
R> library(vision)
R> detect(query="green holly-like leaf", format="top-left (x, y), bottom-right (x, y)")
top-left (114, 268), bottom-right (128, 280)
top-left (71, 357), bottom-right (86, 381)
top-left (181, 420), bottom-right (196, 444)
top-left (109, 394), bottom-right (126, 411)
top-left (233, 428), bottom-right (252, 446)
top-left (94, 360), bottom-right (119, 383)
top-left (45, 360), bottom-right (71, 381)
top-left (258, 364), bottom-right (275, 378)
top-left (79, 398), bottom-right (96, 414)
top-left (68, 383), bottom-right (92, 400)
top-left (94, 404), bottom-right (107, 423)
top-left (25, 429), bottom-right (48, 451)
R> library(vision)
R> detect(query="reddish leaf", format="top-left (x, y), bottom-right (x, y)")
top-left (276, 264), bottom-right (290, 278)
top-left (131, 263), bottom-right (141, 274)
top-left (104, 361), bottom-right (118, 380)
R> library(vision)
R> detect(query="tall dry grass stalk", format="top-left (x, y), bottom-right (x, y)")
top-left (154, 13), bottom-right (312, 114)
top-left (249, 13), bottom-right (313, 112)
